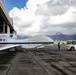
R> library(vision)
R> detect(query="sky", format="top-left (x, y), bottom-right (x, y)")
top-left (4, 0), bottom-right (76, 36)
top-left (4, 0), bottom-right (28, 12)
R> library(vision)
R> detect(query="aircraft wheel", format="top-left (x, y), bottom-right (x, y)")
top-left (9, 48), bottom-right (16, 51)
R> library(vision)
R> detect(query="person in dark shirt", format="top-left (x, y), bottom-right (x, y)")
top-left (58, 42), bottom-right (60, 51)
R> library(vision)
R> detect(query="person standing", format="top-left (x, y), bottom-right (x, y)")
top-left (58, 42), bottom-right (60, 51)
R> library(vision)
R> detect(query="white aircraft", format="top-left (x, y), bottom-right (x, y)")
top-left (0, 34), bottom-right (54, 51)
top-left (0, 34), bottom-right (21, 51)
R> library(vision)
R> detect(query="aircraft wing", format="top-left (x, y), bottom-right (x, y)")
top-left (0, 44), bottom-right (21, 51)
top-left (22, 44), bottom-right (44, 49)
top-left (36, 45), bottom-right (44, 48)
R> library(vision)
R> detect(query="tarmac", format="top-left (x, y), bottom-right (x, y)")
top-left (0, 45), bottom-right (76, 75)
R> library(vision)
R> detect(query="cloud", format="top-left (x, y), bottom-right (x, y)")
top-left (9, 0), bottom-right (76, 36)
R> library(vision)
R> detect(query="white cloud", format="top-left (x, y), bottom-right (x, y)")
top-left (48, 7), bottom-right (76, 25)
top-left (9, 0), bottom-right (76, 36)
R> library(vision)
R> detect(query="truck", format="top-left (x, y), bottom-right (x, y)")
top-left (66, 40), bottom-right (76, 51)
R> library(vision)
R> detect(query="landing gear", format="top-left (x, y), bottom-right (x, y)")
top-left (8, 47), bottom-right (16, 51)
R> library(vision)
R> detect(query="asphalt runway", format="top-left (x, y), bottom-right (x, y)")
top-left (0, 48), bottom-right (76, 75)
top-left (0, 51), bottom-right (17, 75)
